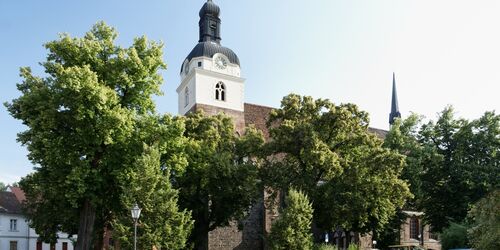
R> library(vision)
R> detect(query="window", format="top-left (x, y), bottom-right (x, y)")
top-left (198, 61), bottom-right (202, 67)
top-left (36, 241), bottom-right (43, 250)
top-left (184, 87), bottom-right (189, 107)
top-left (10, 219), bottom-right (17, 231)
top-left (429, 226), bottom-right (438, 240)
top-left (215, 82), bottom-right (225, 101)
top-left (10, 241), bottom-right (18, 250)
top-left (184, 61), bottom-right (189, 74)
top-left (63, 242), bottom-right (68, 250)
top-left (410, 217), bottom-right (419, 239)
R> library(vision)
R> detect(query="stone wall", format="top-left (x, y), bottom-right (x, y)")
top-left (208, 201), bottom-right (264, 250)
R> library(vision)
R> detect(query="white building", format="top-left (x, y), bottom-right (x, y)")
top-left (0, 187), bottom-right (75, 250)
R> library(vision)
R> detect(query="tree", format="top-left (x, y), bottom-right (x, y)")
top-left (440, 222), bottom-right (470, 250)
top-left (262, 94), bottom-right (411, 234)
top-left (468, 189), bottom-right (500, 250)
top-left (0, 182), bottom-right (5, 191)
top-left (268, 189), bottom-right (314, 250)
top-left (383, 114), bottom-right (440, 209)
top-left (376, 114), bottom-right (441, 247)
top-left (110, 115), bottom-right (193, 249)
top-left (6, 22), bottom-right (192, 249)
top-left (173, 111), bottom-right (264, 250)
top-left (419, 107), bottom-right (500, 231)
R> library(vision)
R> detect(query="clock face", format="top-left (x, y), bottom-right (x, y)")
top-left (214, 56), bottom-right (228, 70)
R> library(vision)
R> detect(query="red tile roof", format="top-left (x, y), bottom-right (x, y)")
top-left (8, 186), bottom-right (26, 202)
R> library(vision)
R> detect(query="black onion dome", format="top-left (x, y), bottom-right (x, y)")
top-left (182, 1), bottom-right (239, 73)
top-left (182, 42), bottom-right (240, 73)
top-left (199, 0), bottom-right (220, 18)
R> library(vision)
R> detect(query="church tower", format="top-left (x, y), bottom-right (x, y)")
top-left (389, 72), bottom-right (401, 125)
top-left (177, 0), bottom-right (245, 131)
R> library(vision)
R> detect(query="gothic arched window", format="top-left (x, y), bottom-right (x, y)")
top-left (184, 87), bottom-right (189, 107)
top-left (410, 216), bottom-right (419, 240)
top-left (215, 82), bottom-right (225, 101)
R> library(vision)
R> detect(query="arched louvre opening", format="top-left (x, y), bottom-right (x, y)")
top-left (215, 82), bottom-right (225, 101)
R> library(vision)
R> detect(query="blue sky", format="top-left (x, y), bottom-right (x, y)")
top-left (1, 0), bottom-right (499, 184)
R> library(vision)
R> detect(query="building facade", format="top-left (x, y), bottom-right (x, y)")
top-left (0, 187), bottom-right (74, 250)
top-left (393, 211), bottom-right (441, 250)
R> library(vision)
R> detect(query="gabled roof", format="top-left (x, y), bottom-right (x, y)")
top-left (0, 191), bottom-right (23, 214)
top-left (368, 127), bottom-right (388, 139)
top-left (7, 186), bottom-right (26, 202)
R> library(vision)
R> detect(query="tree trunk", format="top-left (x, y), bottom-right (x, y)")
top-left (75, 199), bottom-right (97, 250)
top-left (192, 219), bottom-right (209, 250)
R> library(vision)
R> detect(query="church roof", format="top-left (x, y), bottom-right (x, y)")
top-left (368, 127), bottom-right (388, 139)
top-left (389, 73), bottom-right (401, 125)
top-left (184, 42), bottom-right (240, 71)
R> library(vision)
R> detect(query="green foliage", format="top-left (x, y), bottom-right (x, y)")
top-left (6, 22), bottom-right (192, 248)
top-left (268, 189), bottom-right (314, 250)
top-left (313, 243), bottom-right (338, 250)
top-left (467, 189), bottom-right (500, 250)
top-left (382, 107), bottom-right (500, 234)
top-left (173, 111), bottom-right (264, 248)
top-left (111, 115), bottom-right (193, 250)
top-left (347, 244), bottom-right (360, 250)
top-left (314, 244), bottom-right (338, 250)
top-left (373, 210), bottom-right (407, 249)
top-left (440, 222), bottom-right (470, 250)
top-left (418, 107), bottom-right (500, 231)
top-left (263, 94), bottom-right (411, 233)
top-left (384, 114), bottom-right (437, 209)
top-left (378, 114), bottom-right (439, 247)
top-left (0, 182), bottom-right (5, 191)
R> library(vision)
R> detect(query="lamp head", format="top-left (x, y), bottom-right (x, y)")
top-left (131, 203), bottom-right (141, 220)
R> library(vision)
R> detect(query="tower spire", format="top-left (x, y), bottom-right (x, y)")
top-left (198, 0), bottom-right (221, 44)
top-left (389, 72), bottom-right (401, 125)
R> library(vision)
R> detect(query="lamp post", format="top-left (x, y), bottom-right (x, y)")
top-left (131, 203), bottom-right (141, 250)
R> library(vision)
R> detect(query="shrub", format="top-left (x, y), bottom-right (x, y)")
top-left (347, 244), bottom-right (360, 250)
top-left (468, 190), bottom-right (500, 250)
top-left (268, 189), bottom-right (314, 250)
top-left (314, 244), bottom-right (338, 250)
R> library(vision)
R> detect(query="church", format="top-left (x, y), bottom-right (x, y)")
top-left (176, 0), bottom-right (400, 136)
top-left (174, 1), bottom-right (439, 250)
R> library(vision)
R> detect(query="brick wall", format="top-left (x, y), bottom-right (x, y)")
top-left (192, 104), bottom-right (246, 134)
top-left (190, 103), bottom-right (267, 250)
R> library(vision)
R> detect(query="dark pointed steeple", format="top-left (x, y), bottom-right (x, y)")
top-left (389, 72), bottom-right (401, 125)
top-left (199, 0), bottom-right (222, 44)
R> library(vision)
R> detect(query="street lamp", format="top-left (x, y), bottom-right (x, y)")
top-left (131, 203), bottom-right (141, 250)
